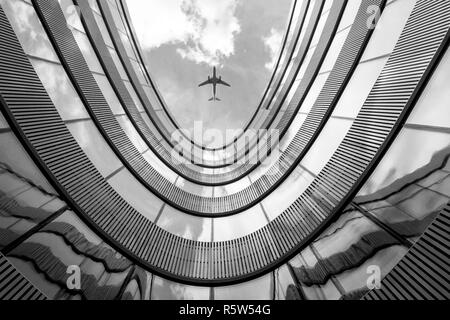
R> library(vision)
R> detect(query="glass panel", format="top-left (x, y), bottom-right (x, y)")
top-left (109, 47), bottom-right (129, 80)
top-left (213, 205), bottom-right (267, 241)
top-left (335, 246), bottom-right (407, 297)
top-left (155, 110), bottom-right (176, 134)
top-left (299, 71), bottom-right (330, 114)
top-left (295, 0), bottom-right (315, 50)
top-left (175, 177), bottom-right (213, 197)
top-left (262, 166), bottom-right (315, 221)
top-left (121, 267), bottom-right (152, 300)
top-left (313, 209), bottom-right (390, 260)
top-left (321, 0), bottom-right (334, 15)
top-left (115, 114), bottom-right (148, 153)
top-left (88, 0), bottom-right (101, 14)
top-left (356, 128), bottom-right (450, 240)
top-left (278, 113), bottom-right (308, 153)
top-left (143, 85), bottom-right (163, 111)
top-left (108, 168), bottom-right (164, 222)
top-left (213, 176), bottom-right (251, 198)
top-left (0, 165), bottom-right (65, 249)
top-left (71, 28), bottom-right (104, 74)
top-left (333, 55), bottom-right (388, 119)
top-left (296, 47), bottom-right (314, 81)
top-left (279, 80), bottom-right (297, 111)
top-left (157, 206), bottom-right (212, 242)
top-left (105, 0), bottom-right (127, 34)
top-left (305, 206), bottom-right (409, 299)
top-left (0, 112), bottom-right (9, 129)
top-left (407, 47), bottom-right (450, 128)
top-left (142, 150), bottom-right (178, 184)
top-left (131, 58), bottom-right (146, 84)
top-left (58, 0), bottom-right (84, 31)
top-left (92, 10), bottom-right (114, 48)
top-left (337, 0), bottom-right (362, 30)
top-left (274, 265), bottom-right (300, 300)
top-left (358, 128), bottom-right (450, 196)
top-left (0, 0), bottom-right (59, 62)
top-left (151, 276), bottom-right (210, 300)
top-left (360, 0), bottom-right (418, 61)
top-left (29, 57), bottom-right (90, 121)
top-left (92, 73), bottom-right (126, 115)
top-left (214, 274), bottom-right (273, 300)
top-left (291, 247), bottom-right (342, 300)
top-left (0, 132), bottom-right (55, 193)
top-left (66, 120), bottom-right (123, 178)
top-left (118, 28), bottom-right (136, 60)
top-left (6, 210), bottom-right (134, 300)
top-left (123, 81), bottom-right (144, 112)
top-left (301, 117), bottom-right (353, 175)
top-left (0, 168), bottom-right (30, 198)
top-left (320, 25), bottom-right (351, 73)
top-left (140, 112), bottom-right (164, 141)
top-left (309, 4), bottom-right (331, 48)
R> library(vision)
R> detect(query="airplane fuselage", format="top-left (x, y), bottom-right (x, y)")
top-left (210, 67), bottom-right (219, 100)
top-left (198, 66), bottom-right (230, 102)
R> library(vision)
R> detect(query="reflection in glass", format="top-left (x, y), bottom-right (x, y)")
top-left (274, 265), bottom-right (303, 300)
top-left (0, 0), bottom-right (59, 62)
top-left (213, 205), bottom-right (267, 242)
top-left (301, 117), bottom-right (353, 175)
top-left (407, 47), bottom-right (450, 128)
top-left (215, 273), bottom-right (273, 300)
top-left (6, 211), bottom-right (135, 300)
top-left (29, 57), bottom-right (90, 121)
top-left (332, 55), bottom-right (388, 119)
top-left (357, 129), bottom-right (450, 242)
top-left (108, 169), bottom-right (164, 222)
top-left (157, 205), bottom-right (212, 242)
top-left (285, 128), bottom-right (450, 299)
top-left (93, 73), bottom-right (126, 115)
top-left (151, 275), bottom-right (210, 300)
top-left (0, 132), bottom-right (55, 193)
top-left (71, 28), bottom-right (104, 74)
top-left (262, 166), bottom-right (315, 221)
top-left (66, 120), bottom-right (123, 178)
top-left (115, 114), bottom-right (148, 153)
top-left (361, 0), bottom-right (418, 61)
top-left (0, 163), bottom-right (65, 250)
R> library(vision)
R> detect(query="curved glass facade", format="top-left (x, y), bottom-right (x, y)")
top-left (0, 0), bottom-right (449, 301)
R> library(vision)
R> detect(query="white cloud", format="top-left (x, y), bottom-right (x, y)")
top-left (263, 28), bottom-right (283, 70)
top-left (126, 0), bottom-right (241, 66)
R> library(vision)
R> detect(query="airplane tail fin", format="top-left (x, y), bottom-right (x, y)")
top-left (209, 97), bottom-right (221, 102)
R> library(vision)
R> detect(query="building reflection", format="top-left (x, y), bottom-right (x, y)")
top-left (283, 146), bottom-right (450, 300)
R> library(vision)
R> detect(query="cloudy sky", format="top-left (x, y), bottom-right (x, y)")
top-left (126, 0), bottom-right (293, 144)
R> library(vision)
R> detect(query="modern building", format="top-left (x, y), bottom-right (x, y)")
top-left (0, 0), bottom-right (448, 300)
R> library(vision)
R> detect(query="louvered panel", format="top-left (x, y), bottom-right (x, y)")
top-left (261, 0), bottom-right (319, 113)
top-left (363, 205), bottom-right (450, 300)
top-left (0, 253), bottom-right (46, 300)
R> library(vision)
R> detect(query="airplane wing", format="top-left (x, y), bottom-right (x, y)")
top-left (218, 79), bottom-right (231, 87)
top-left (198, 79), bottom-right (213, 87)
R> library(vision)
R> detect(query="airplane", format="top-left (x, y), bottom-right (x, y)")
top-left (198, 66), bottom-right (231, 102)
